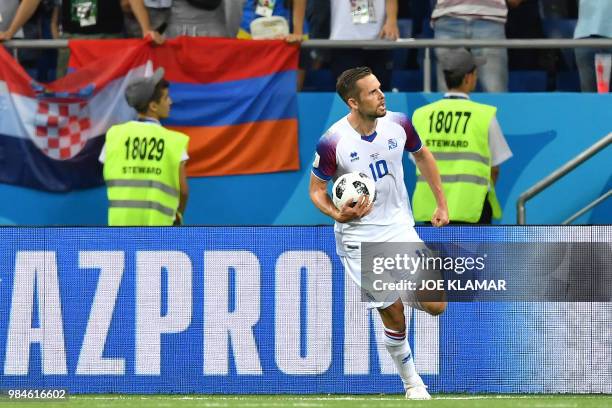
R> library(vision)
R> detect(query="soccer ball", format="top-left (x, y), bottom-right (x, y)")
top-left (332, 171), bottom-right (376, 209)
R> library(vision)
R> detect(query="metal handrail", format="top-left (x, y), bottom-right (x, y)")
top-left (303, 38), bottom-right (612, 49)
top-left (562, 190), bottom-right (612, 225)
top-left (4, 38), bottom-right (612, 49)
top-left (5, 38), bottom-right (612, 92)
top-left (517, 133), bottom-right (612, 225)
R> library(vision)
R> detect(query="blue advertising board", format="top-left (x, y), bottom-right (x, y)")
top-left (0, 226), bottom-right (609, 394)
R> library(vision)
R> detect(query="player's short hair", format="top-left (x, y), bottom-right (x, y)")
top-left (135, 79), bottom-right (169, 114)
top-left (336, 67), bottom-right (373, 105)
top-left (443, 68), bottom-right (474, 90)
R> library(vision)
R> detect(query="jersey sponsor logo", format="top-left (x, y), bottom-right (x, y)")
top-left (350, 151), bottom-right (359, 162)
top-left (388, 138), bottom-right (398, 150)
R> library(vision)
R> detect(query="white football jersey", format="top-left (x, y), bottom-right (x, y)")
top-left (312, 111), bottom-right (423, 252)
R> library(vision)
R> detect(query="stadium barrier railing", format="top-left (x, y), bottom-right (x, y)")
top-left (4, 38), bottom-right (612, 92)
top-left (517, 132), bottom-right (612, 224)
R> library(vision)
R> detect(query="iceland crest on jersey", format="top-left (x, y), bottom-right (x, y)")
top-left (388, 138), bottom-right (398, 150)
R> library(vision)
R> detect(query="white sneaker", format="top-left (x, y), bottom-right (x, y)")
top-left (405, 384), bottom-right (432, 400)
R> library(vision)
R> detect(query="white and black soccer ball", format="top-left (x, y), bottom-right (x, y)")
top-left (332, 171), bottom-right (376, 209)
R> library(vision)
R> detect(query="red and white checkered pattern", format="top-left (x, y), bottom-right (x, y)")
top-left (34, 100), bottom-right (91, 160)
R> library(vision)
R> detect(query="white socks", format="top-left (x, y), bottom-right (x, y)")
top-left (383, 327), bottom-right (423, 388)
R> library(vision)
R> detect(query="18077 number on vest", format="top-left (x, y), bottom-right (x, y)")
top-left (124, 137), bottom-right (165, 161)
top-left (428, 111), bottom-right (472, 134)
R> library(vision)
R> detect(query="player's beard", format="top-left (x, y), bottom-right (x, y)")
top-left (359, 103), bottom-right (386, 121)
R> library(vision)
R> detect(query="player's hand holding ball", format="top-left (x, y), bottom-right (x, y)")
top-left (335, 195), bottom-right (373, 223)
top-left (332, 172), bottom-right (376, 223)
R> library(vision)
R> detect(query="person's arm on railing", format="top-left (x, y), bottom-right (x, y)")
top-left (127, 0), bottom-right (165, 44)
top-left (380, 0), bottom-right (399, 40)
top-left (50, 3), bottom-right (60, 39)
top-left (0, 0), bottom-right (42, 41)
top-left (285, 0), bottom-right (306, 43)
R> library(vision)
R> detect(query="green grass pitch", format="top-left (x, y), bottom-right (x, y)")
top-left (4, 394), bottom-right (611, 408)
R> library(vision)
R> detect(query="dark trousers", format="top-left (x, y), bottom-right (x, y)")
top-left (330, 49), bottom-right (393, 91)
top-left (448, 194), bottom-right (493, 225)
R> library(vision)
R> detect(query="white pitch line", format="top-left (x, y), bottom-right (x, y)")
top-left (71, 395), bottom-right (606, 401)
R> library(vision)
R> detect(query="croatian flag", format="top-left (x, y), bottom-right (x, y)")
top-left (69, 37), bottom-right (300, 178)
top-left (0, 37), bottom-right (299, 192)
top-left (0, 43), bottom-right (151, 191)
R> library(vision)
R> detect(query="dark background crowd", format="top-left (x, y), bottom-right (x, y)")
top-left (1, 0), bottom-right (610, 93)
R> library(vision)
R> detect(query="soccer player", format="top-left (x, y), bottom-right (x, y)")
top-left (309, 67), bottom-right (449, 400)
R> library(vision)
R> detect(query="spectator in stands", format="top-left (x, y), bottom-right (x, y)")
top-left (123, 0), bottom-right (242, 39)
top-left (537, 0), bottom-right (578, 90)
top-left (411, 49), bottom-right (512, 224)
top-left (506, 0), bottom-right (559, 90)
top-left (293, 0), bottom-right (399, 91)
top-left (324, 0), bottom-right (400, 91)
top-left (123, 0), bottom-right (171, 39)
top-left (238, 0), bottom-right (305, 42)
top-left (237, 0), bottom-right (307, 89)
top-left (573, 0), bottom-right (612, 92)
top-left (50, 1), bottom-right (60, 39)
top-left (20, 1), bottom-right (57, 82)
top-left (0, 0), bottom-right (162, 78)
top-left (164, 0), bottom-right (243, 38)
top-left (0, 1), bottom-right (22, 39)
top-left (431, 0), bottom-right (524, 92)
top-left (539, 0), bottom-right (577, 19)
top-left (1, 1), bottom-right (52, 81)
top-left (400, 0), bottom-right (434, 71)
top-left (305, 0), bottom-right (330, 71)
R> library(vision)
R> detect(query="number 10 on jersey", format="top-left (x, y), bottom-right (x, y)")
top-left (369, 160), bottom-right (388, 181)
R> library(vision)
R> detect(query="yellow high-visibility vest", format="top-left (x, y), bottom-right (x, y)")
top-left (411, 98), bottom-right (502, 222)
top-left (103, 120), bottom-right (188, 226)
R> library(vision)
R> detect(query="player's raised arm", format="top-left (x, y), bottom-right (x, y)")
top-left (412, 146), bottom-right (449, 227)
top-left (309, 174), bottom-right (372, 223)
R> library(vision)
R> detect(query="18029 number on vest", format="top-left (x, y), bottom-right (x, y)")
top-left (428, 111), bottom-right (472, 134)
top-left (124, 137), bottom-right (165, 161)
